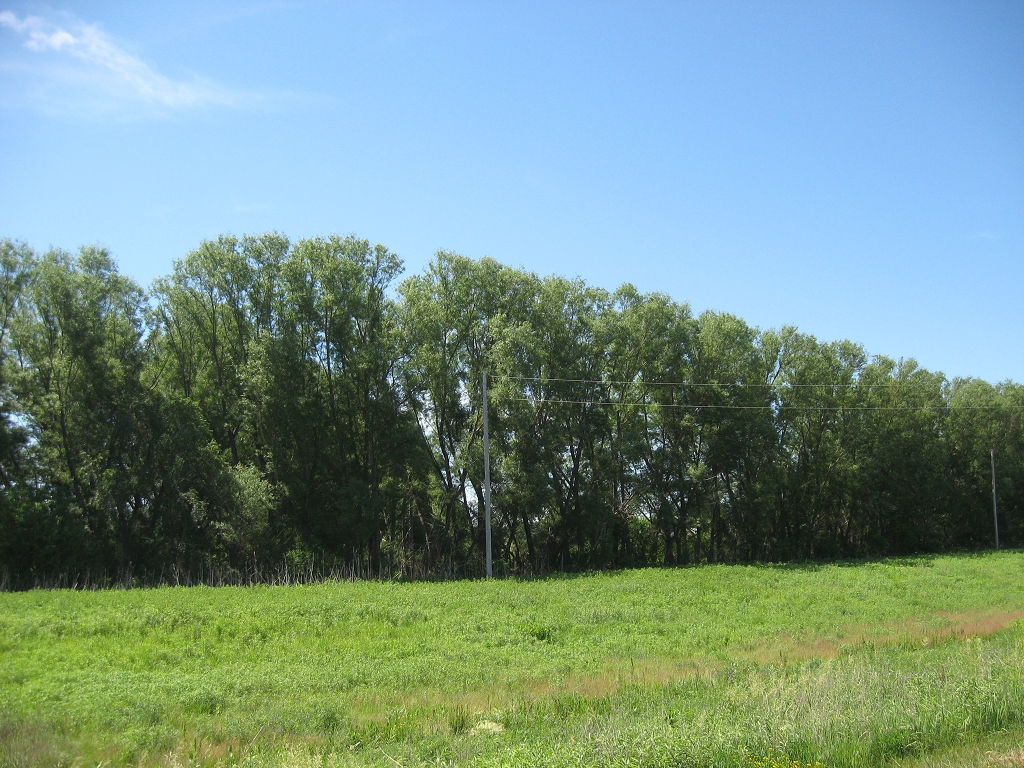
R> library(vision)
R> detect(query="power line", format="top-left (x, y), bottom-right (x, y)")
top-left (493, 374), bottom-right (964, 389)
top-left (504, 397), bottom-right (1018, 411)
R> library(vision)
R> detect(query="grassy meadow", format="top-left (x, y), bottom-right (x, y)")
top-left (2, 552), bottom-right (1024, 767)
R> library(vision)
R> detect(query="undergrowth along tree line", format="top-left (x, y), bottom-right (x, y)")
top-left (0, 234), bottom-right (1020, 583)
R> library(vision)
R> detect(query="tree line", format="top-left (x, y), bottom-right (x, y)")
top-left (0, 234), bottom-right (1020, 584)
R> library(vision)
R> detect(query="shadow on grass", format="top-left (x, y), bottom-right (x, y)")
top-left (3, 548), bottom-right (1019, 592)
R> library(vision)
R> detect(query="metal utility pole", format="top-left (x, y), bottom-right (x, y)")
top-left (482, 371), bottom-right (493, 578)
top-left (991, 448), bottom-right (999, 550)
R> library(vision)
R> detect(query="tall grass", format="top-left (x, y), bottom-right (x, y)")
top-left (2, 552), bottom-right (1023, 767)
top-left (0, 551), bottom-right (433, 592)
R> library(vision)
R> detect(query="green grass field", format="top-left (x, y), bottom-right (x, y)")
top-left (2, 552), bottom-right (1024, 768)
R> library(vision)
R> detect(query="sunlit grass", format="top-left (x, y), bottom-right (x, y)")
top-left (2, 551), bottom-right (1024, 766)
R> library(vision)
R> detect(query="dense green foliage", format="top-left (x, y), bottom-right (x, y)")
top-left (0, 235), bottom-right (1021, 580)
top-left (2, 552), bottom-right (1024, 766)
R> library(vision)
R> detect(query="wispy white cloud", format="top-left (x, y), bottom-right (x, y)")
top-left (975, 232), bottom-right (1000, 241)
top-left (0, 10), bottom-right (251, 115)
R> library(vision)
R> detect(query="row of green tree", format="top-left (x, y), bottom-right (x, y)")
top-left (1, 235), bottom-right (1020, 582)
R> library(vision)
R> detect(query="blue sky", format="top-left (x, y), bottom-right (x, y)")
top-left (1, 1), bottom-right (1021, 382)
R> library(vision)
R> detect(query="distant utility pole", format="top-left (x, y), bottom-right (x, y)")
top-left (991, 448), bottom-right (999, 550)
top-left (483, 371), bottom-right (493, 578)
